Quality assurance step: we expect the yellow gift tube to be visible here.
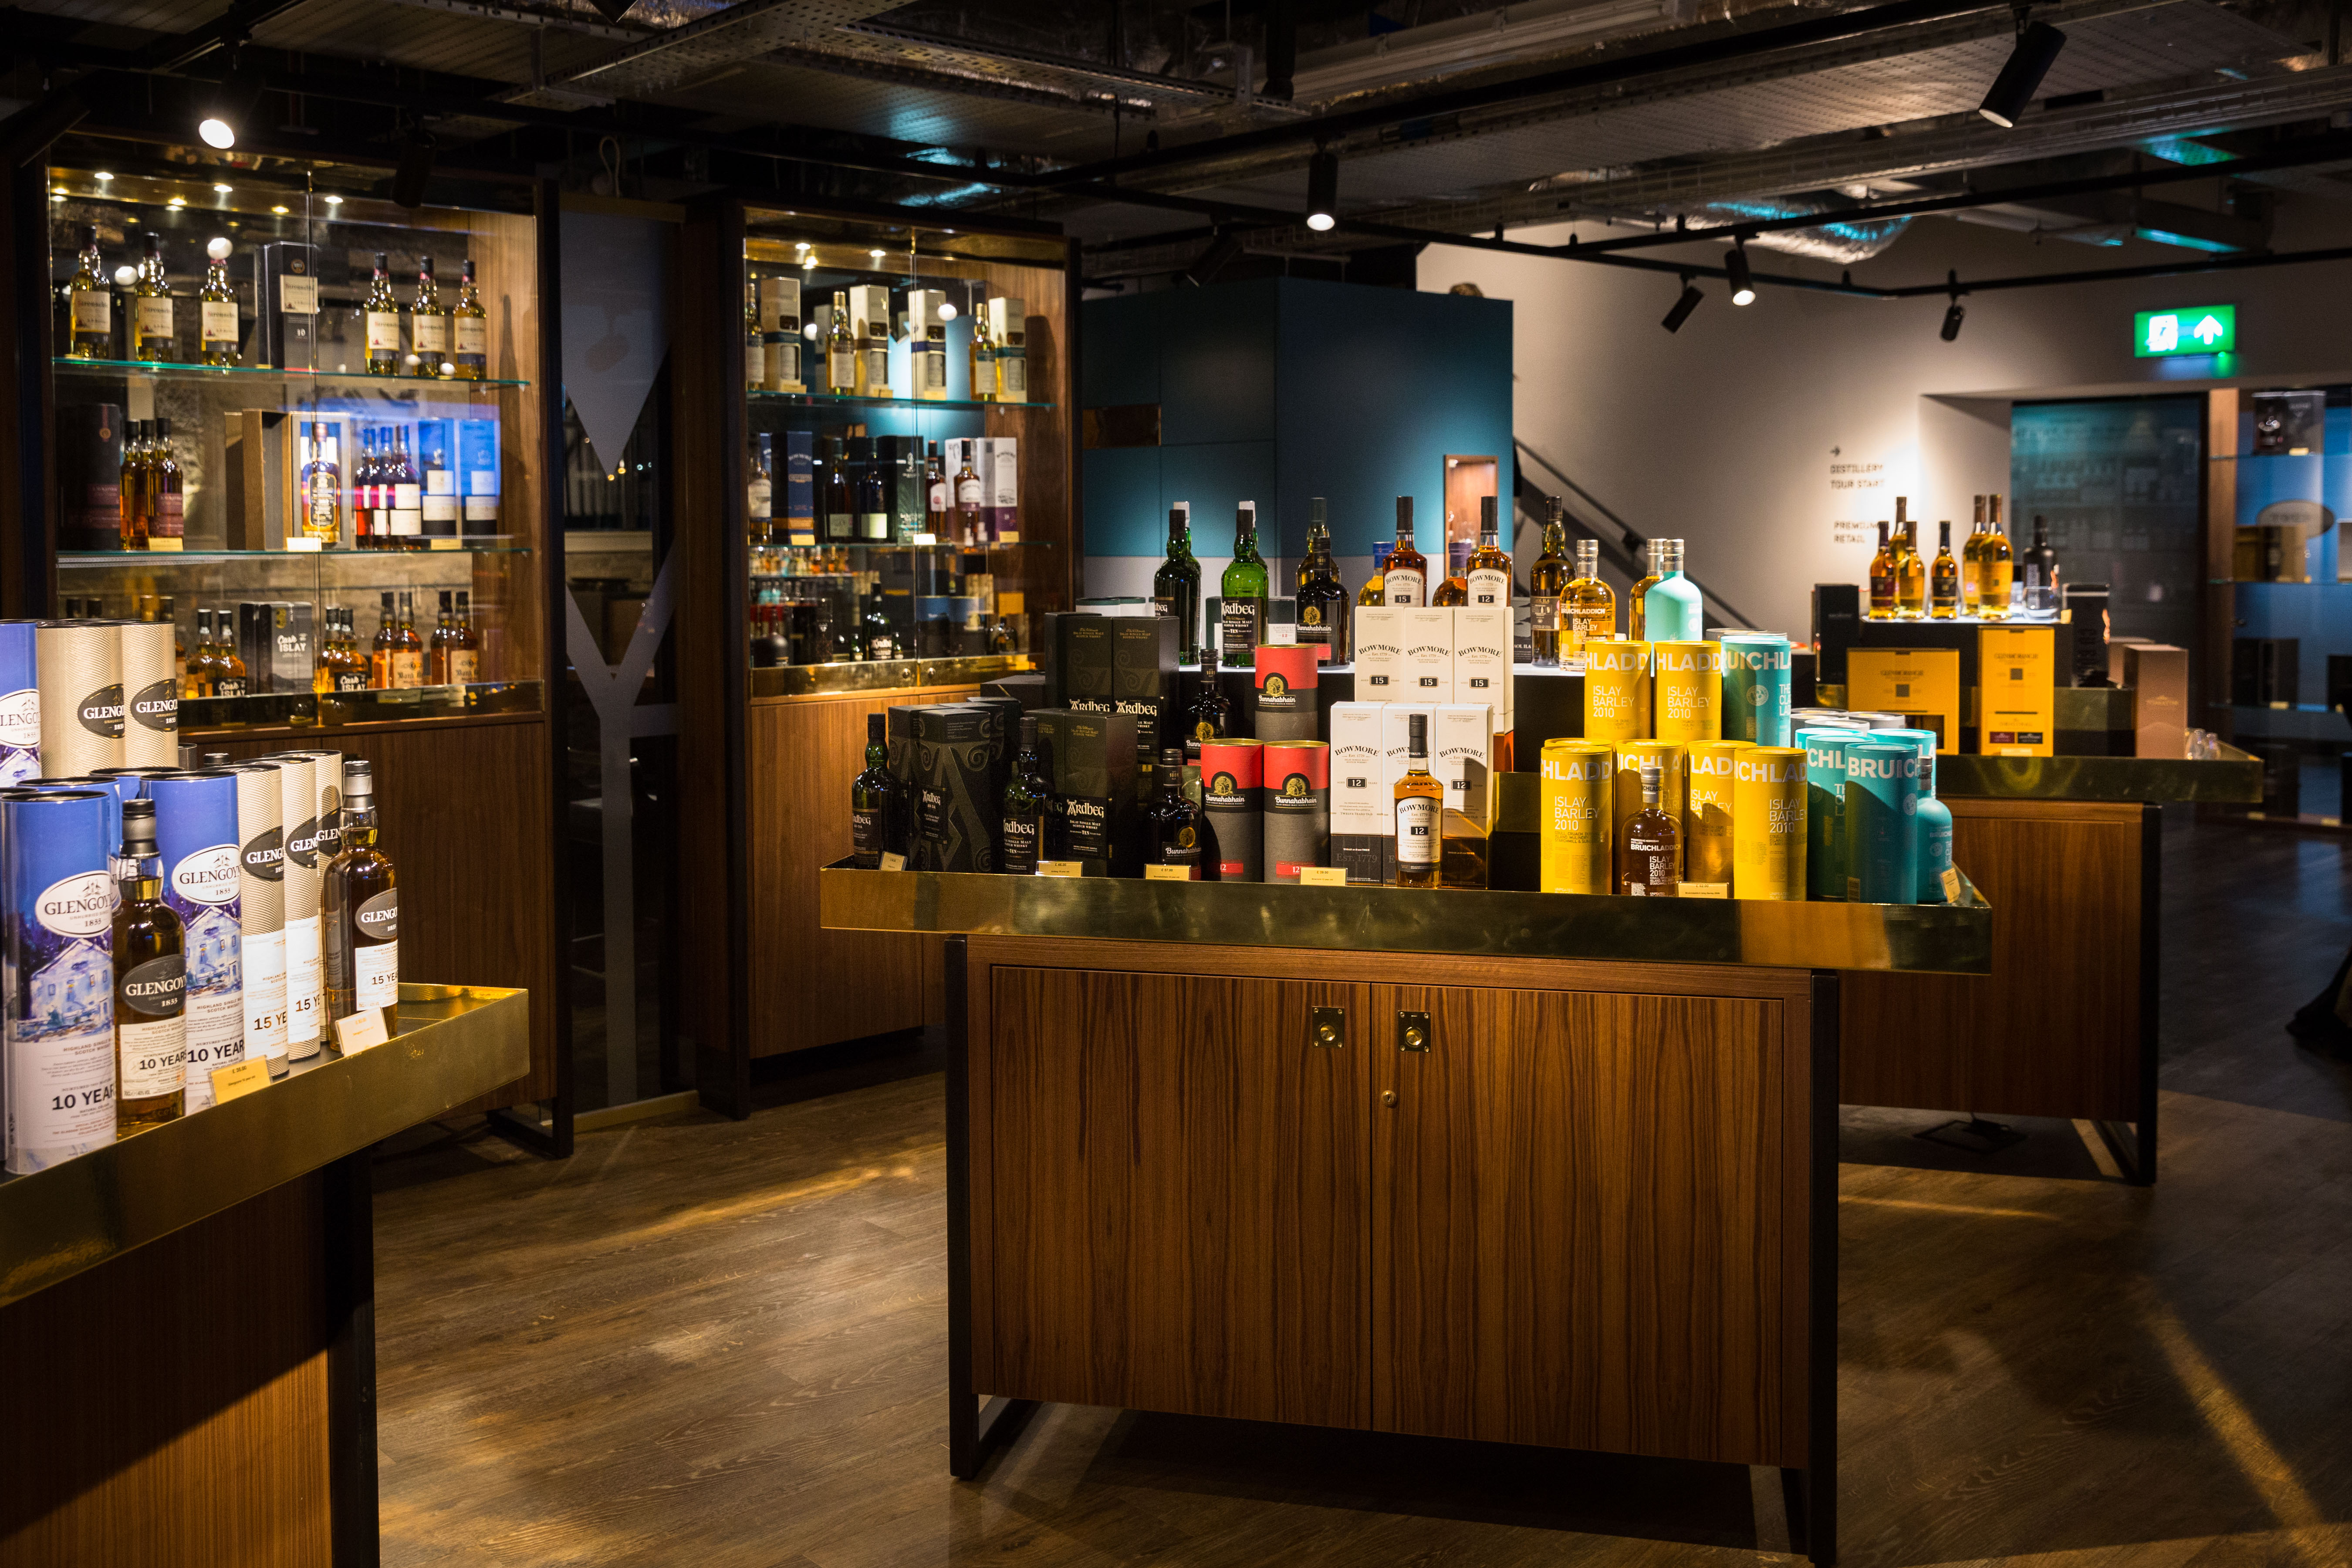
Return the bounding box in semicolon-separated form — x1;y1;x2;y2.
1583;639;1651;743
1683;739;1752;889
1652;639;1723;746
1733;746;1809;900
1539;738;1614;894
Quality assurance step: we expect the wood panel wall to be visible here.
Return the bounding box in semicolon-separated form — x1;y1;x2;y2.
202;711;558;1112
1842;797;2146;1121
965;939;1816;1471
0;1176;332;1566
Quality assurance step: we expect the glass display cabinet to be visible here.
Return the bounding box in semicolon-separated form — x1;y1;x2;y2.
37;145;546;729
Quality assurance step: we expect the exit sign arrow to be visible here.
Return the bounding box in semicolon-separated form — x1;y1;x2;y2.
2191;314;2227;345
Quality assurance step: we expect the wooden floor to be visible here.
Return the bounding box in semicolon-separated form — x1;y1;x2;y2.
374;811;2352;1568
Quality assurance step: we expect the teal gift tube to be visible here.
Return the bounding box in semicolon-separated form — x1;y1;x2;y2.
1875;729;1953;901
1798;727;1854;902
1721;632;1794;747
1844;739;1922;905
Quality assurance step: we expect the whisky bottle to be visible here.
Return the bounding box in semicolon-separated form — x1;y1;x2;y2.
1152;503;1203;664
428;591;454;683
371;591;397;688
1383;496;1427;607
971;308;997;403
212;607;249;696
323;759;398;1040
334;608;372;692
1466;494;1512;608
362;252;402;375
395;591;426;687
410;255;449;376
1893;498;1926;618
999;715;1055;874
1219;502;1270;668
1392;711;1443;889
1930;520;1960;618
851;712;896;868
113;798;186;1133
1642;537;1702;642
118;419;150;549
313;611;338;696
1565;538;1615;659
2021;514;2060;615
748;432;774;544
1527;497;1569;666
300;419;343;546
1143;745;1206;877
745;273;767;392
825;290;855;395
1185;673;1230;758
994;299;1027;401
450;592;482;683
1980;496;2015;619
851;436;890;542
350;429;378;548
1867;521;1898;619
1619;759;1681;896
452;257;488;380
862;593;895;661
387;426;423;547
1294;497;1350;657
820;436;854;544
925;442;950;537
161;595;185;688
953;440;986;545
860;297;892;399
1628;541;1661;641
1431;541;1470;607
149;419;186;551
186;607;215;697
67;223;109;360
132;230;174;363
198;237;239;366
1357;543;1389;608
1960;495;1987;616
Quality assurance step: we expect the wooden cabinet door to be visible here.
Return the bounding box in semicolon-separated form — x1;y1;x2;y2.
1369;979;1807;1469
972;965;1370;1429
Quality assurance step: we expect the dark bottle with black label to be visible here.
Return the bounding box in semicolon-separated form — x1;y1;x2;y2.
113;798;186;1132
1143;746;1206;878
1294;497;1349;656
1185;677;1231;760
999;714;1055;875
851;712;895;868
323;758;398;1040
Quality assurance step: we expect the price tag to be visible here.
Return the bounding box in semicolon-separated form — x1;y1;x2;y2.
1143;864;1194;882
210;1058;271;1103
284;537;324;553
1298;866;1350;887
879;852;907;872
1035;861;1084;878
1940;866;1963;902
1677;882;1730;899
334;1008;391;1055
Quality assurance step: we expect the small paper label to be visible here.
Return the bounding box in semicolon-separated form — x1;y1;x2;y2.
1678;882;1730;899
455;316;487;356
879;852;907;872
280;274;319;315
1298;866;1349;887
210;1057;272;1103
1144;864;1193;881
365;311;401;351
1036;861;1085;878
333;1008;391;1054
1940;866;1963;902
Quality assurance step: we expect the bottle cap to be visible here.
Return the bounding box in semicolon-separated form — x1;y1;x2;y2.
868;711;886;741
343;757;374;803
1408;712;1428;751
207;236;232;261
1161;746;1186;770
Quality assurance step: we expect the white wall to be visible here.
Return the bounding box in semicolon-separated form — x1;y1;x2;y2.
1422;198;2352;637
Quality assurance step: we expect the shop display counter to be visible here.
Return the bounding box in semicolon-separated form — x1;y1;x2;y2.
0;984;528;1566
825;868;1992;1566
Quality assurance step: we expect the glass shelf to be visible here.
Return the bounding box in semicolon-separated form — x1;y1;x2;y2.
54;358;529;390
753;539;1044;554
2220;702;2346;715
2212;577;2352;588
750;390;1053;412
61;544;533;563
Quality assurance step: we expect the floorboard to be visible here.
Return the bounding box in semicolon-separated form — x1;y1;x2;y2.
373;813;2352;1567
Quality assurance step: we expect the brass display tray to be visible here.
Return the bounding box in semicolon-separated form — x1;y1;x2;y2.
1931;745;2262;803
821;864;1991;975
750;654;1033;699
179;679;544;732
0;984;529;1310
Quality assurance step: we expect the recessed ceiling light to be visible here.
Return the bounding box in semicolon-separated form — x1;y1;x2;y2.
323;194;343;206
214;183;233;194
94;172;113;182
167;196;186;208
271;204;289;215
50;192;64;203
870;248;885;260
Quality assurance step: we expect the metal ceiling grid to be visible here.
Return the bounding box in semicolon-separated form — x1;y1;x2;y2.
536;0;898;99
835;23;1231;110
247;0;564;80
645;59;1120;152
15;0;230;35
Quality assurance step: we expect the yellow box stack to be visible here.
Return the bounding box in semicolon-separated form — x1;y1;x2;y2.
1683;739;1751;892
1733;746;1808;900
1538;738;1614;894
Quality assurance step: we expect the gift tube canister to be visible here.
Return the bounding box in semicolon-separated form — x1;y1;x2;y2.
1582;640;1651;744
1262;740;1329;884
1683;739;1751;889
1844;739;1922;905
119;620;178;767
0;621;38;785
37;620;123;777
276;749;345;860
1539;738;1614;894
1612;740;1686;883
271;755;324;1058
148;769;243;1108
1877;728;1953;902
1200;739;1263;882
3;788;117;1173
232;762;287;1071
1652;641;1722;746
1798;728;1855;902
1733;746;1808;901
1720;632;1794;746
38;775;125;852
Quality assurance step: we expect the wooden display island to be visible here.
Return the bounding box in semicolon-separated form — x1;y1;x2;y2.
0;985;529;1567
825;869;1995;1566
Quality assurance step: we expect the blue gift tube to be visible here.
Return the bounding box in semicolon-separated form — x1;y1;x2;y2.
0;620;37;787
148;770;246;1108
1843;740;1922;905
1874;730;1954;902
1798;727;1854;902
3;787;116;1173
1720;632;1794;747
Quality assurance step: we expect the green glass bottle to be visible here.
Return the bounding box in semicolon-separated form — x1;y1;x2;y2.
1152;503;1203;664
850;712;896;868
999;714;1057;875
1218;500;1269;669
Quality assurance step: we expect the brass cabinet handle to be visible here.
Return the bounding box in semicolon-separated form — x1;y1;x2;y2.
1396;1010;1430;1053
1309;1006;1345;1050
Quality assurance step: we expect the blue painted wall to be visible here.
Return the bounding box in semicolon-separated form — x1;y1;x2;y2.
1080;278;1513;567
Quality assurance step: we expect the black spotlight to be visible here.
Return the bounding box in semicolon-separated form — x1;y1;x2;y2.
1186;228;1246;286
1726;240;1756;306
1978;20;2067;128
196;68;264;151
1940;270;1967;341
392;130;438;210
1662;276;1703;333
1305;148;1339;233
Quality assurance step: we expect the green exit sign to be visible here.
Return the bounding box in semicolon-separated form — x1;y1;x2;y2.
2135;304;2235;357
